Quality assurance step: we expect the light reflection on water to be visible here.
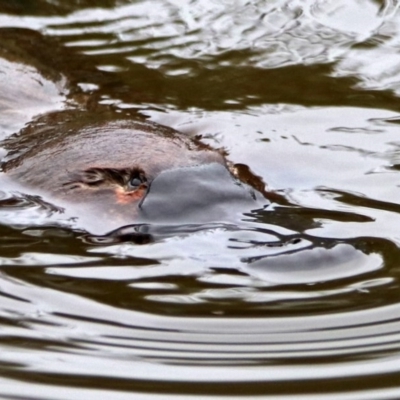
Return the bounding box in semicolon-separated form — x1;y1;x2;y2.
1;0;400;398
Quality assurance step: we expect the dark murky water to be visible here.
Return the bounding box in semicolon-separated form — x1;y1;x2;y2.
1;0;400;398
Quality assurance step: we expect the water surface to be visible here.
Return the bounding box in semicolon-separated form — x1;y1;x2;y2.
1;0;400;399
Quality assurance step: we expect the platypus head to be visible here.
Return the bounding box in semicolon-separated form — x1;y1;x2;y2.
2;117;266;234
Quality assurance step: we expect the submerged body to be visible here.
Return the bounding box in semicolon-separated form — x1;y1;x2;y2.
0;28;68;138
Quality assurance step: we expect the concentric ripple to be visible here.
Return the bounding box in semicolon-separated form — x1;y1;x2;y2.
0;264;400;399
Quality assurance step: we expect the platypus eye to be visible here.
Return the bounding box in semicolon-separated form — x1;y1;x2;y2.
129;177;142;188
128;171;147;189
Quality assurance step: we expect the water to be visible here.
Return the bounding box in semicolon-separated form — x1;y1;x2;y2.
1;0;400;398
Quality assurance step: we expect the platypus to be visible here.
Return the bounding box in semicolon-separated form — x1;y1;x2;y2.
0;28;267;235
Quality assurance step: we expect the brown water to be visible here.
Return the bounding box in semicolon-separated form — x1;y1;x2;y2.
1;0;400;398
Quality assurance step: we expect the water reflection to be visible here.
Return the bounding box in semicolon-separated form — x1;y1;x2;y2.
0;0;399;111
